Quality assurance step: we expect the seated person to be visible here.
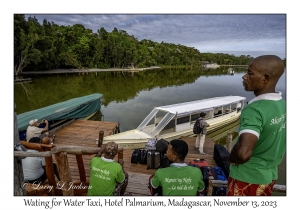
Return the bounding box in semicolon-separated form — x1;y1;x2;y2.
26;119;49;142
88;141;128;196
22;137;60;183
150;139;205;195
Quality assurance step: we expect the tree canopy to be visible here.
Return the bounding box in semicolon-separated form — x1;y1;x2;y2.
14;15;270;75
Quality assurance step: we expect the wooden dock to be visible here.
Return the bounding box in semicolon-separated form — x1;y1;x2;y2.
53;120;119;182
52;120;217;196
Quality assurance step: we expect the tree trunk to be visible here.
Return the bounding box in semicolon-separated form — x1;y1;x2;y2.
14;103;26;195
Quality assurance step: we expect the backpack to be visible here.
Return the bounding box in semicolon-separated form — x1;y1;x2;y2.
155;139;169;154
193;118;203;134
145;138;157;150
131;149;141;164
139;149;148;164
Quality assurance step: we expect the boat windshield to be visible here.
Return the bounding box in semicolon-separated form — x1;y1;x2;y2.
150;112;175;137
136;109;159;130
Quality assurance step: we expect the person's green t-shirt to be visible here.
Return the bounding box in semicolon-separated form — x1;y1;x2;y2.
230;93;286;184
151;163;205;196
88;157;125;196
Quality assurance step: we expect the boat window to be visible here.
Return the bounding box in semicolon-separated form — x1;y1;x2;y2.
162;119;175;130
191;113;200;121
177;115;190;124
150;112;175;136
136;109;159;130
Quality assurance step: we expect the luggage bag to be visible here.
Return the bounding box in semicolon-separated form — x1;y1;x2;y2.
160;153;172;168
155;139;169;153
131;149;141;164
139;149;148;164
189;159;209;170
213;166;227;196
202;166;227;196
202;166;218;195
145;138;157;150
213;144;230;166
220;160;230;178
188;163;201;171
147;150;161;169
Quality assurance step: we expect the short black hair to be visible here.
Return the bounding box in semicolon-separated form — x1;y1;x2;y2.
200;112;206;117
170;139;188;161
29;137;41;143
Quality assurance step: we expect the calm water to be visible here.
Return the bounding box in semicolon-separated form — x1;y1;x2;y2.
14;66;286;189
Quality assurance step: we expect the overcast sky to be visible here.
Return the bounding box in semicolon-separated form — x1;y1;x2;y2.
26;14;286;59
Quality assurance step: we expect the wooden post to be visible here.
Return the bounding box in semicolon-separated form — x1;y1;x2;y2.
207;177;214;196
14;103;26;195
76;154;86;182
44;156;57;196
98;130;104;147
55;152;74;196
117;146;124;161
226;133;233;153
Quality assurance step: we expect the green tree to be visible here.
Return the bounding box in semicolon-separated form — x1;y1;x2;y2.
14;15;43;75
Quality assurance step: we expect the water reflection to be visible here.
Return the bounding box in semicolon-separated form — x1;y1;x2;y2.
14;66;248;114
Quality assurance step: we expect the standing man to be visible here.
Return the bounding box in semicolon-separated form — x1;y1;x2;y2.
88;141;128;196
227;55;286;196
26;119;49;142
195;112;210;155
150;139;205;195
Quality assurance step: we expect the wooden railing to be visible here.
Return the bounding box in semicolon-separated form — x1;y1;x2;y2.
14;142;123;196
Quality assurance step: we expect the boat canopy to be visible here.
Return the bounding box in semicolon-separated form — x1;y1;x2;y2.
156;96;245;116
17;93;102;132
136;96;245;136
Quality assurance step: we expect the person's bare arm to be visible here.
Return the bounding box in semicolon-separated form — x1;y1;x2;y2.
228;133;258;164
41;120;49;132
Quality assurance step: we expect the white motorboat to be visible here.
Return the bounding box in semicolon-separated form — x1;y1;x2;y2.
228;68;235;74
103;96;246;149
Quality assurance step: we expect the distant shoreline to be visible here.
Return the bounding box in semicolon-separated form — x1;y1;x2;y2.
20;66;161;75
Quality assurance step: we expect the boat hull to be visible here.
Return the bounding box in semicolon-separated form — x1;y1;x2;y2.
103;129;151;149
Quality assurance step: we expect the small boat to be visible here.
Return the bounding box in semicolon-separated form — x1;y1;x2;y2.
228;68;235;74
17;93;103;140
103;96;246;149
204;63;220;69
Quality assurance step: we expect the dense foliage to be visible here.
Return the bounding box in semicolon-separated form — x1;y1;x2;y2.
15;14;271;75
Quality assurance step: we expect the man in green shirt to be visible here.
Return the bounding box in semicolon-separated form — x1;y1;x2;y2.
227;55;286;196
150;139;205;196
88;141;128;196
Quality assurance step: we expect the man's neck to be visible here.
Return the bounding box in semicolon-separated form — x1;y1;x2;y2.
103;154;114;160
254;87;276;97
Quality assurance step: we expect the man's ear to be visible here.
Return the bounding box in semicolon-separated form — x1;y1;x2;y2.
263;74;271;84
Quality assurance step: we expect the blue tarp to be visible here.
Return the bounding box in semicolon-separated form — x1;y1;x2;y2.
17;93;102;132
